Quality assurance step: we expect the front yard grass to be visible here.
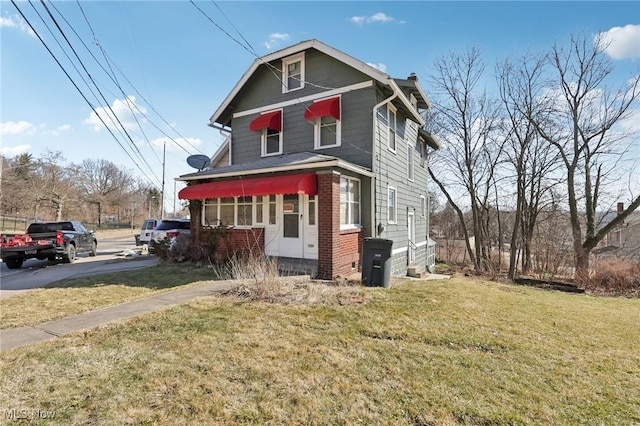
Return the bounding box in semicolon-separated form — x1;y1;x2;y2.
1;274;639;425
0;264;218;329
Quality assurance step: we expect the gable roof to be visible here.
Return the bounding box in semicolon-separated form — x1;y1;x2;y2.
209;39;427;129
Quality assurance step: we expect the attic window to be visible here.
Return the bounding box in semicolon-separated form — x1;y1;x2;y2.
282;53;305;93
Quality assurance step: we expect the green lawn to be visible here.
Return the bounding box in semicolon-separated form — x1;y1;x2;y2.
1;275;638;425
0;264;218;329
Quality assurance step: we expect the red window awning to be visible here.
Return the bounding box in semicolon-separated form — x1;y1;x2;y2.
249;110;282;132
179;173;317;200
304;97;340;121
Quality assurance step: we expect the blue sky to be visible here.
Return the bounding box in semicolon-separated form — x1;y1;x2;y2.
2;1;639;213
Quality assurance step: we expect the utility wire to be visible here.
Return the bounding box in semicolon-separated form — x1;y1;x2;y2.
10;0;156;185
66;0;204;158
37;0;160;185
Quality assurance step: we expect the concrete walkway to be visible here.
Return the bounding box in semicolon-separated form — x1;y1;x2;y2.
0;272;448;353
0;279;239;352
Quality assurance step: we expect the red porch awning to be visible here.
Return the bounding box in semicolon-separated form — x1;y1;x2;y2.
249;110;282;132
304;97;340;121
178;173;317;200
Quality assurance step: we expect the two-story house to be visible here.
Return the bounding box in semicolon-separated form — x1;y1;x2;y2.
177;39;440;280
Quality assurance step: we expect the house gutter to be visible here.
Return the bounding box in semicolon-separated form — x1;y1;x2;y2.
371;82;399;238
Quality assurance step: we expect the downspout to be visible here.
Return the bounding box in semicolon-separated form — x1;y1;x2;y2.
371;81;399;238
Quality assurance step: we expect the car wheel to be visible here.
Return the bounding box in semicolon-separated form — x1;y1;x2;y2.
5;258;24;269
63;244;76;263
89;241;97;257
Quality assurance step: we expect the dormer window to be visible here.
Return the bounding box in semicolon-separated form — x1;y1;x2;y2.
282;53;305;92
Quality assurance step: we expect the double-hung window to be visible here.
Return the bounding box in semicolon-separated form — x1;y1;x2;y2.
305;97;341;149
282;53;304;93
408;143;415;181
388;187;397;223
236;196;253;226
263;128;282;156
340;176;360;228
249;110;282;157
203;197;235;227
388;104;397;152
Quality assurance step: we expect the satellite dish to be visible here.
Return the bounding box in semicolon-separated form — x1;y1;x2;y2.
187;154;211;171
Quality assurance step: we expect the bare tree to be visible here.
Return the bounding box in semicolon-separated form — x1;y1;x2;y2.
427;47;504;272
73;159;137;224
532;33;640;281
497;54;563;278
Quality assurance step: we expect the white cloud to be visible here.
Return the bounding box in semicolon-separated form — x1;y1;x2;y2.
0;15;36;37
0;121;34;136
349;12;405;25
264;33;290;49
597;24;640;60
50;124;71;136
367;62;387;73
84;96;147;132
0;144;31;156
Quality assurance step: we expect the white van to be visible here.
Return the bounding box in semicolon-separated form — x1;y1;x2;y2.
135;219;158;246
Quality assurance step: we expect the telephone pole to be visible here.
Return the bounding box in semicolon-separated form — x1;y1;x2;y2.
160;140;166;220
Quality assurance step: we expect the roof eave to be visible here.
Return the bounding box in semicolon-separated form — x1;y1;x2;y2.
177;159;373;182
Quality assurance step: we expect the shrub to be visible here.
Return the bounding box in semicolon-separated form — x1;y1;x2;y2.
584;258;640;297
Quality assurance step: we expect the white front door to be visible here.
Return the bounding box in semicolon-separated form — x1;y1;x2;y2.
263;194;317;259
408;211;416;264
279;194;303;258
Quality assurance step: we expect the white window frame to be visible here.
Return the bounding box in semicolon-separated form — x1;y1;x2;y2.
202;198;220;227
282;52;305;93
254;195;265;224
388;186;397;224
420;195;426;218
314;114;341;149
408;142;415;181
236;196;253;228
261;113;283;157
387;103;397;153
202;196;261;229
340;176;361;230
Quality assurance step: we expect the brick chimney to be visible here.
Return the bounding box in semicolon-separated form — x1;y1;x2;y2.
617;202;624;216
408;72;418;81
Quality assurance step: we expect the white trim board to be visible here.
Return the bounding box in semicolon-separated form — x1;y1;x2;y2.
233;81;372;119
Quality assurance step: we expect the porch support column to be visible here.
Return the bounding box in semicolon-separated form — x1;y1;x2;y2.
317;171;340;280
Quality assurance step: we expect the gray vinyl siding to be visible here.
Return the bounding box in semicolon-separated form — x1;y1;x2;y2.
373;92;431;276
230;49;376;169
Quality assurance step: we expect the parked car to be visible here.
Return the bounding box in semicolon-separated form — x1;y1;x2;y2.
135;219;158;246
148;219;191;254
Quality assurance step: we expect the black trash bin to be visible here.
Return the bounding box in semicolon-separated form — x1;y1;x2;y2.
362;238;393;287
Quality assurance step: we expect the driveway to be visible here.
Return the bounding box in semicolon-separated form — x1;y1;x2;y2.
0;230;159;300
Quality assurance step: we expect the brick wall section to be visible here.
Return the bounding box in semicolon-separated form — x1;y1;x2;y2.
317;172;363;279
202;227;264;263
317;172;340;279
336;228;363;276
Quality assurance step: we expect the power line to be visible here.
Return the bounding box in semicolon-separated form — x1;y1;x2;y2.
10;0;156;186
38;0;159;183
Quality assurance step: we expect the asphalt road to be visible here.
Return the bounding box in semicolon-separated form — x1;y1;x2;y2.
0;232;159;300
